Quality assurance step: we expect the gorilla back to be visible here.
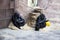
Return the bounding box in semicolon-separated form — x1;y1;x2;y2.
12;12;25;29
35;14;46;31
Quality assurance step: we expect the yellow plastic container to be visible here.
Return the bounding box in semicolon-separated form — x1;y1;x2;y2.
46;21;51;26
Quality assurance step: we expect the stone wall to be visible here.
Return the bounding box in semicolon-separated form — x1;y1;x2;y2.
15;0;60;23
15;0;29;22
38;0;60;23
15;0;36;22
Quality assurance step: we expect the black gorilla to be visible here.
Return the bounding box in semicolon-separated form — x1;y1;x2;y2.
12;12;25;29
35;14;46;31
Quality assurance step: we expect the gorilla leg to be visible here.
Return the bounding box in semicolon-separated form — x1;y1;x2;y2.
35;24;40;31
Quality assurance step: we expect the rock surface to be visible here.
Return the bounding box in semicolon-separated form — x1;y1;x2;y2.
0;22;60;40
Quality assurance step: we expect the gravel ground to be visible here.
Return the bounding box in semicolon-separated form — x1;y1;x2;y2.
0;23;60;40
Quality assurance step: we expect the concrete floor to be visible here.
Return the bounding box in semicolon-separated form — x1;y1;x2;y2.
0;22;60;40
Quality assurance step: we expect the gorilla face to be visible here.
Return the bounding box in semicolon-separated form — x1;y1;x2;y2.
12;12;25;29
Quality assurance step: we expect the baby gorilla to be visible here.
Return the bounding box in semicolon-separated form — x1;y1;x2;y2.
35;14;46;31
32;8;47;31
12;12;25;29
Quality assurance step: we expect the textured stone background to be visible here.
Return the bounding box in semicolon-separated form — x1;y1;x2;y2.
36;0;60;23
39;0;60;23
15;0;60;23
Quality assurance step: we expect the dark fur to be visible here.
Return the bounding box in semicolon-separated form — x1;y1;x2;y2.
12;12;25;29
35;14;46;31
